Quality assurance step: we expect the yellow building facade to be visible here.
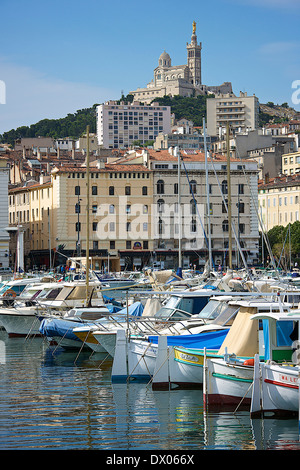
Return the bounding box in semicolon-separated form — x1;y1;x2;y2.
258;174;300;231
9;163;154;271
282;151;300;175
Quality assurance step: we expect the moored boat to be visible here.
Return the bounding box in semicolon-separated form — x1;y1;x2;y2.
250;310;300;417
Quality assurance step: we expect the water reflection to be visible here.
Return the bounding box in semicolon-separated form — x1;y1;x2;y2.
0;330;299;450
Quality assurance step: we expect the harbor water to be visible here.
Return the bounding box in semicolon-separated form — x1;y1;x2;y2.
0;329;300;452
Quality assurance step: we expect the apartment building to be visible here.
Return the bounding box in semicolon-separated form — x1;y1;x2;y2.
282;151;300;175
8;147;259;270
147;148;259;268
96;101;171;149
258;174;300;231
9;162;154;271
206;92;259;137
9;177;53;270
0;157;10;268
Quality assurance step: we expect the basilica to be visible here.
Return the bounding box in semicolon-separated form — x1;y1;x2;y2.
130;22;232;104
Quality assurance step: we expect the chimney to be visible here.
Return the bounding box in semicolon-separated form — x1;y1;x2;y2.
57;146;60;159
264;172;269;184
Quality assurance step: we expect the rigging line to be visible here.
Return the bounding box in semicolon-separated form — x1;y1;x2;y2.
207;152;251;277
277;224;290;269
234;144;280;278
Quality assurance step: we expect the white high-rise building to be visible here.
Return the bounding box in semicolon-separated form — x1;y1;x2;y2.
207;92;259;136
97;101;171;149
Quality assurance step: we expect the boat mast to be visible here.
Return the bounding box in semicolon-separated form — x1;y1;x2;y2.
203;118;212;273
226;122;232;269
174;146;182;275
86;125;90;306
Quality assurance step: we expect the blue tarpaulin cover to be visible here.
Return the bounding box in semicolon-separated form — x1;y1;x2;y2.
114;301;144;317
148;328;229;349
39;302;144;341
39;318;84;342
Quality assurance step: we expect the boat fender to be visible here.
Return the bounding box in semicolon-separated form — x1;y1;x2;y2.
243;358;254;366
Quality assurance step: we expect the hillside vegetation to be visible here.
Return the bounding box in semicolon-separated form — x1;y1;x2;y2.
1;95;299;147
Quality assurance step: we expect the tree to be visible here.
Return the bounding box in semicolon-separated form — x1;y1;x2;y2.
267;222;300;268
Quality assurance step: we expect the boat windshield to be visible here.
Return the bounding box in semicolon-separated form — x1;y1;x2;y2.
0;284;13;295
20;288;42;299
213;303;240;326
154;295;209;320
193;299;240;326
0;283;28;295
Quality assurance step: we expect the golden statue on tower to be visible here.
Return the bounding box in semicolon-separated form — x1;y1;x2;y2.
192;21;196;34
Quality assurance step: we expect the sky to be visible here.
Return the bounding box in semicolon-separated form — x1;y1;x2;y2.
0;0;300;134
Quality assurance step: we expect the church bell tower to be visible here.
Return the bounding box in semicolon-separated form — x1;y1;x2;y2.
186;21;202;86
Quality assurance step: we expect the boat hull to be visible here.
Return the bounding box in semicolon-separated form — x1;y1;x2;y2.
127;339;158;380
204;357;254;409
0;309;42;337
73;328;108;353
260;362;299;415
169;347;221;388
93;331;117;356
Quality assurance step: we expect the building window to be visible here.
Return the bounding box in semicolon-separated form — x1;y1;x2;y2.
76;222;81;232
239;223;245;234
143;241;148;249
125;186;131;195
238;183;244;195
142;186;147;195
157;199;164;213
109;186;114;195
75;185;80;195
109;204;115;214
75;203;80;213
126;222;131;232
126;204;131;214
158;218;164;235
157;180;164;194
222;219;229;232
93;241;98;250
92;222;98;231
222;180;228;195
174;183;178;194
190;180;197;194
143;205;148;214
92;205;97;214
238;201;244;213
190;199;196;215
126;240;131;249
222;199;228;213
92;186;98;195
190;219;197;232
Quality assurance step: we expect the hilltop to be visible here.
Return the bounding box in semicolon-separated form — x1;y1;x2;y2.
259;102;300;126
